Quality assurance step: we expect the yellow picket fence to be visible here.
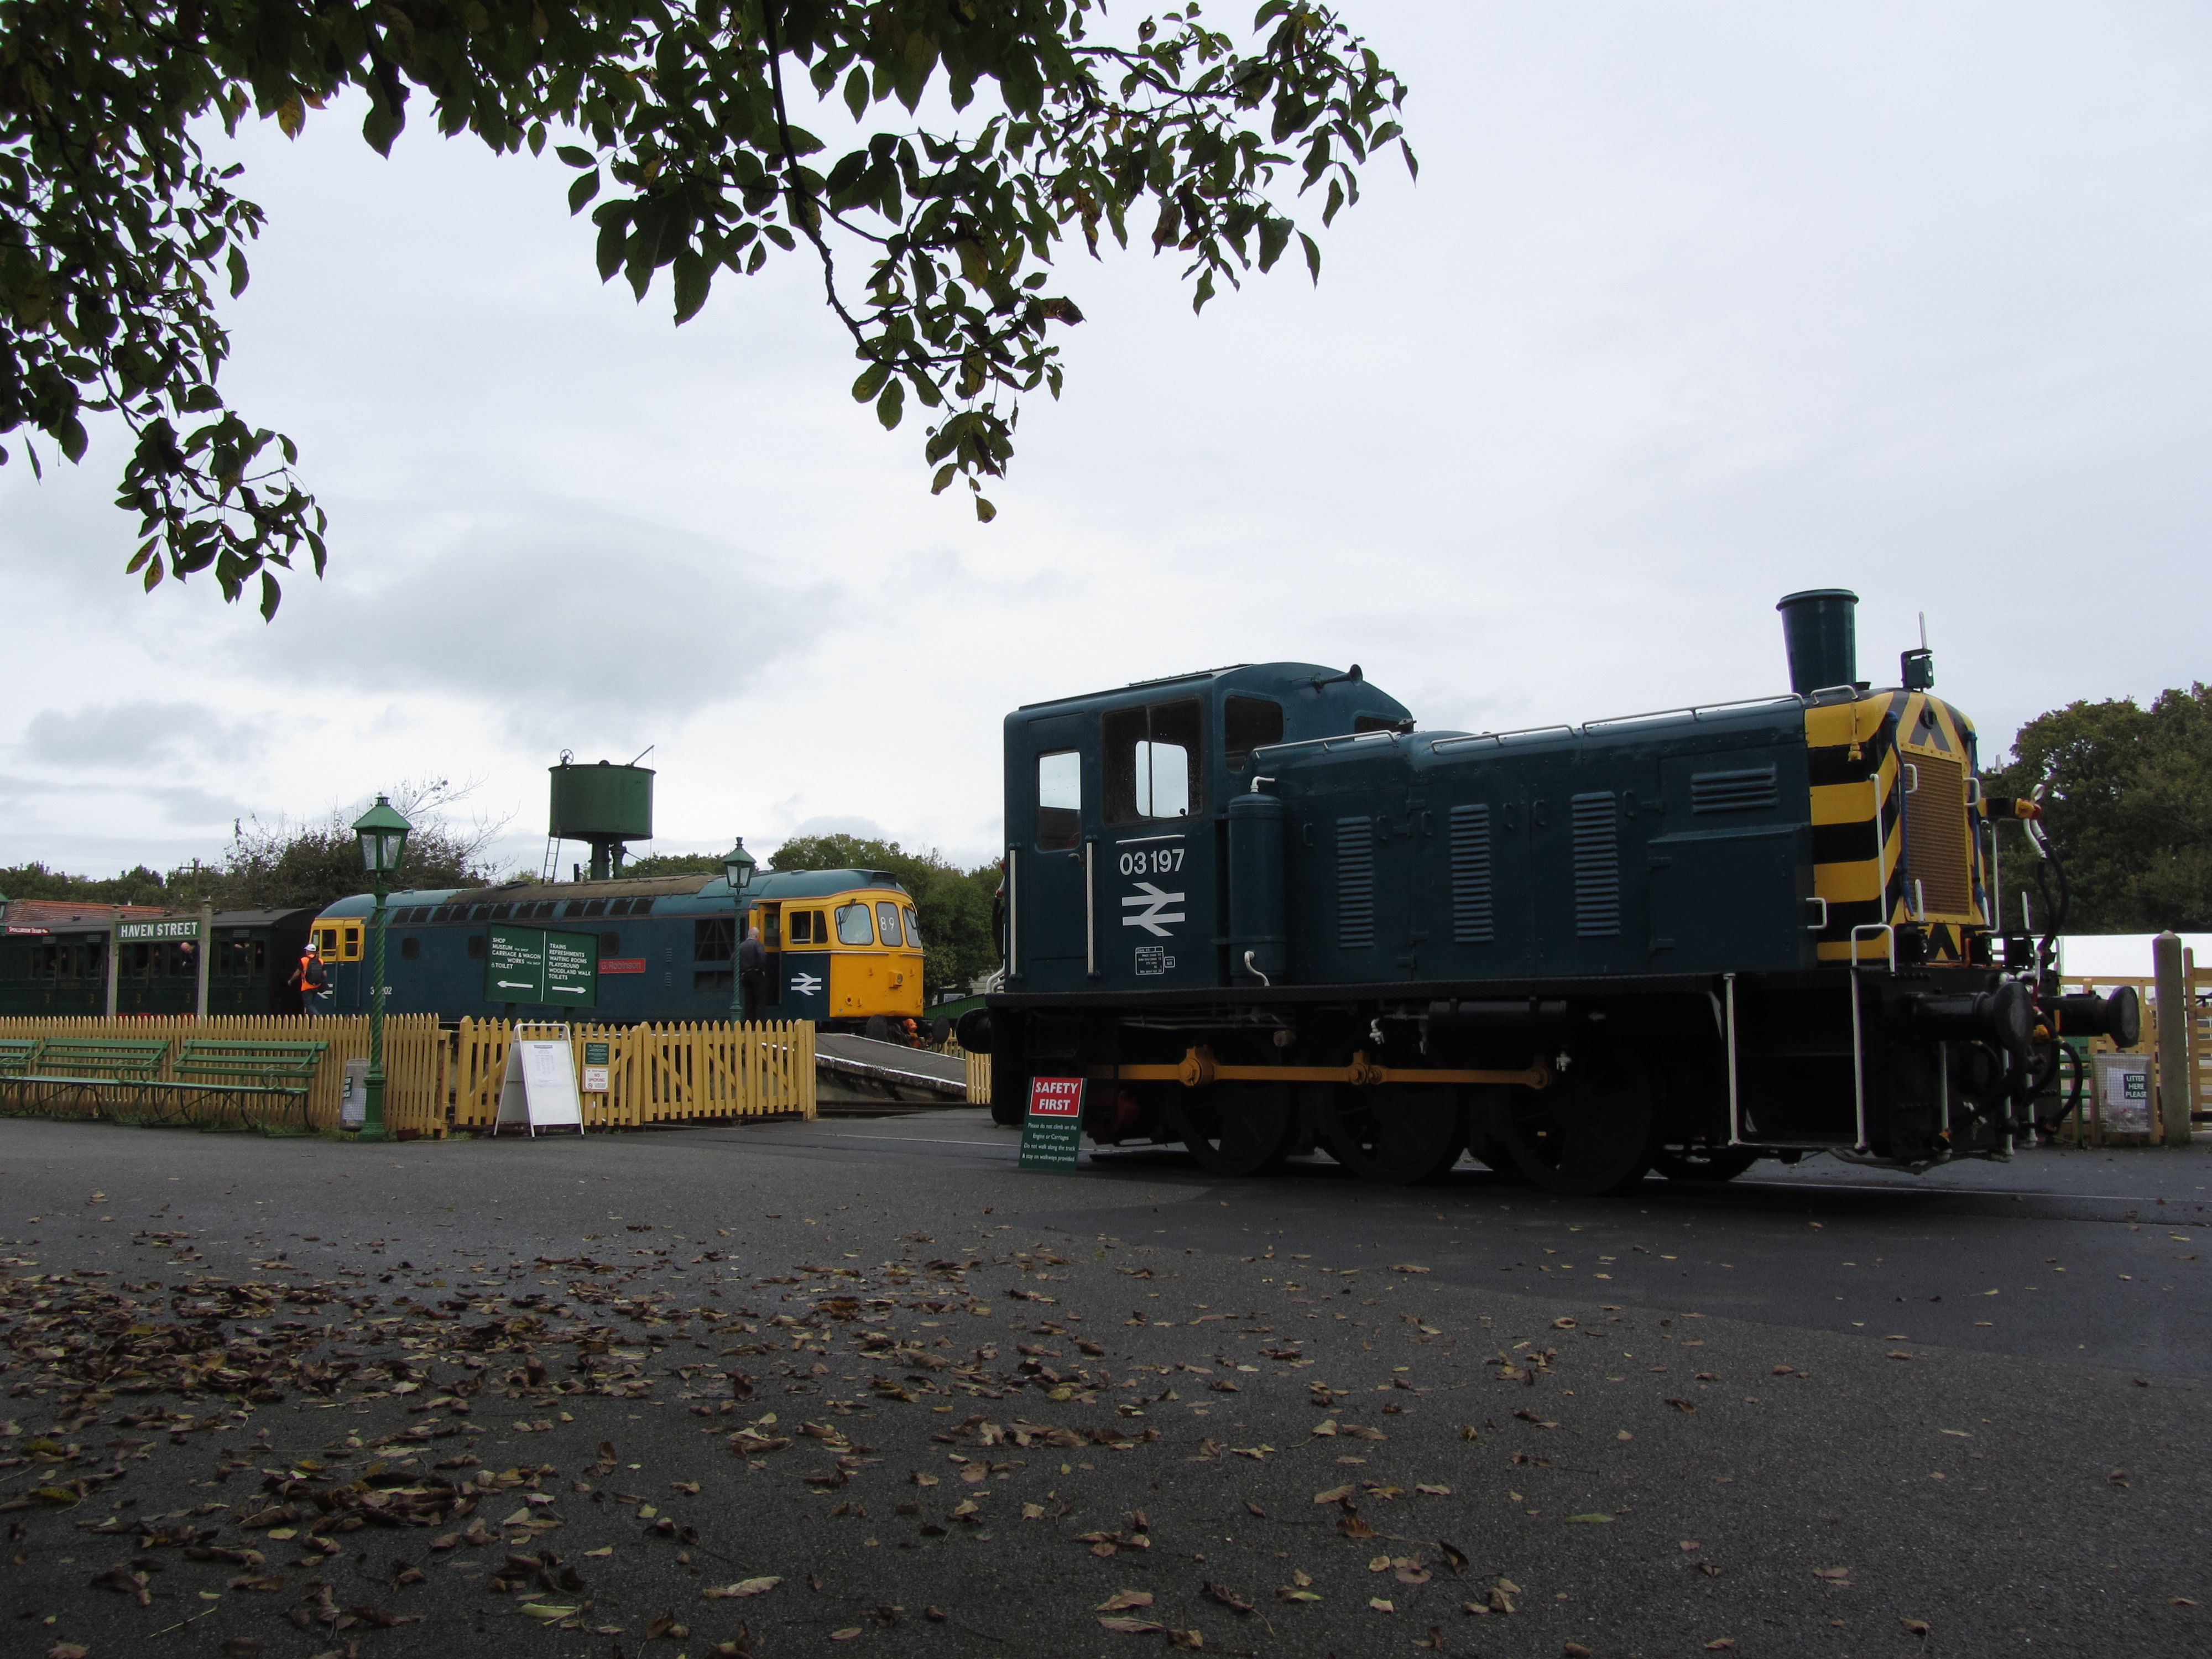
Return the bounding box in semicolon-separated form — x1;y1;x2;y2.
0;1014;813;1135
446;1018;815;1133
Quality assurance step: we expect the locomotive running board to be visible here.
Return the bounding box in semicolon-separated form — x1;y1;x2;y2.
1100;1046;1552;1091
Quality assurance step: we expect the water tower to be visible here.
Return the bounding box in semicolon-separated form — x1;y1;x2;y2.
545;752;654;881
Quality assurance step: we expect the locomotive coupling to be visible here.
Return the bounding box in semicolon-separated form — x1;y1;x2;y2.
2044;985;2141;1047
1904;982;2034;1072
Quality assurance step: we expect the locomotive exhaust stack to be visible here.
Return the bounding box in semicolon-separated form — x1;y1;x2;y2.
1776;587;1863;695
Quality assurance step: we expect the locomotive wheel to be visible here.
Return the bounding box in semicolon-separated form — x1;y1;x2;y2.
1500;1065;1661;1197
989;1092;1024;1127
1652;1146;1758;1183
1182;1084;1297;1177
1324;1085;1467;1185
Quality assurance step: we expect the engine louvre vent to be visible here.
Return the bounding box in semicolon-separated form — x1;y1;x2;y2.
1448;804;1494;943
1691;765;1779;813
1903;752;1973;915
1571;791;1621;938
1336;817;1375;949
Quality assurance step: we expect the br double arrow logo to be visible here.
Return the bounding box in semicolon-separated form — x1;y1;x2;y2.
1120;882;1186;937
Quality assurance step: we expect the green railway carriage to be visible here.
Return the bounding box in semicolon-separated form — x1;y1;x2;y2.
0;902;317;1016
963;592;2132;1194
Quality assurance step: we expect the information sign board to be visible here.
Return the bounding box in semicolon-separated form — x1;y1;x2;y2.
119;918;205;943
484;925;599;1008
1019;1076;1084;1170
494;1026;585;1136
582;1040;611;1095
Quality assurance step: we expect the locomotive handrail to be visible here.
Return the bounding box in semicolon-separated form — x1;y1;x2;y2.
1430;692;1812;753
1110;1045;1552;1092
1247;730;1402;763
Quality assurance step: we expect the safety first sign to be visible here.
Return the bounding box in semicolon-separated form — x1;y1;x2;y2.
1020;1076;1084;1170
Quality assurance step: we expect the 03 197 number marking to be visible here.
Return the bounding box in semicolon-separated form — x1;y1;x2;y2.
1118;846;1185;877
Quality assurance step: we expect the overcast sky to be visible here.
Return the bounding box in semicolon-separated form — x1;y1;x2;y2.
4;2;2208;886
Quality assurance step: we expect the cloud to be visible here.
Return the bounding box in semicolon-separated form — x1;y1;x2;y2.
19;702;268;771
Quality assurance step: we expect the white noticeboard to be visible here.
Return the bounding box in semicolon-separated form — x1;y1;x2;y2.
494;1027;585;1137
340;1058;370;1126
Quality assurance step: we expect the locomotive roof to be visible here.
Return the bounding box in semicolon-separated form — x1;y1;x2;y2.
1016;661;1378;712
311;868;910;919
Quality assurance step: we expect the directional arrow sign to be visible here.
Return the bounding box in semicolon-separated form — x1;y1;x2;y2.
485;925;546;1003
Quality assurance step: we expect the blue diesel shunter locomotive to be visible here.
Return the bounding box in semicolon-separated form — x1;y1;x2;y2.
961;592;2132;1193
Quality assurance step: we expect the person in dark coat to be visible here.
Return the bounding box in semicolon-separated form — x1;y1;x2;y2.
737;924;765;1022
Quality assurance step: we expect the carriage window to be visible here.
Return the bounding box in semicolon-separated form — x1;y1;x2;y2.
1225;696;1284;773
1104;698;1202;825
903;906;921;948
876;901;903;947
1036;750;1082;849
836;903;875;945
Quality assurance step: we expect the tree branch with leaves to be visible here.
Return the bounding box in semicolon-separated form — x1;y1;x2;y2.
2;0;1411;609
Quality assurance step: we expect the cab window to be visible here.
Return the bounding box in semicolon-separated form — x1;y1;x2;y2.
1225;696;1284;773
902;906;921;948
1037;750;1082;849
835;903;875;945
1104;698;1202;825
790;910;813;945
875;901;902;947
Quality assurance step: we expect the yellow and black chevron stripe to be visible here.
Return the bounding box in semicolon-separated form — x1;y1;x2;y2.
1804;692;1990;964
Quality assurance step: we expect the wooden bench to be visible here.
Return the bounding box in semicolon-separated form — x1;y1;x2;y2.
0;1037;173;1123
173;1040;328;1130
0;1038;41;1077
32;1037;171;1082
0;1037;325;1133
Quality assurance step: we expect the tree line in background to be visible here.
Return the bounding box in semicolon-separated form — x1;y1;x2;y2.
1984;683;2212;935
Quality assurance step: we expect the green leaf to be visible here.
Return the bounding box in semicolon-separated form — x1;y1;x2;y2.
556;144;596;169
567;170;600;215
763;225;796;252
973;494;997;524
852;362;891;403
226;246;249;298
1257;215;1291;273
672;251;711;323
259;571;281;620
844;66;869;120
930;463;956;495
1300;231;1321;284
876;377;905;430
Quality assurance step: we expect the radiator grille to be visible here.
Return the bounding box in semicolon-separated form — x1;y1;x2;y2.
1448;804;1494;943
1903;752;1973;915
1691;765;1778;813
1571;791;1621;938
1336;817;1374;949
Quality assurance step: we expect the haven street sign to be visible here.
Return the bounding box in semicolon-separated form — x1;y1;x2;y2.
118;918;205;942
484;924;599;1008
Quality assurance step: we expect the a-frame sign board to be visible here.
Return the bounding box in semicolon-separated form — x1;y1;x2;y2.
493;1024;585;1137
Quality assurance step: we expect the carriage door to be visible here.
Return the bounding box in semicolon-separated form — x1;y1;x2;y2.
1011;712;1094;993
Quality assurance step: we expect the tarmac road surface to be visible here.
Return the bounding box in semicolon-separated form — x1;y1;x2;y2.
4;1113;2206;1659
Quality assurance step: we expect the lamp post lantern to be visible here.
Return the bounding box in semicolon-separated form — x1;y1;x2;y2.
722;837;757;1020
351;795;413;1142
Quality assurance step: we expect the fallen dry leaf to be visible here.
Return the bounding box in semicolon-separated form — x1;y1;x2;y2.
1096;1590;1154;1612
702;1577;782;1599
1902;1616;1932;1634
1369;1597;1396;1614
1704;1641;1736;1652
1099;1616;1165;1634
829;1631;862;1642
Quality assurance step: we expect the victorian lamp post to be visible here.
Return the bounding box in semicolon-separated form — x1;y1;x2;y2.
352;796;412;1142
722;836;757;1020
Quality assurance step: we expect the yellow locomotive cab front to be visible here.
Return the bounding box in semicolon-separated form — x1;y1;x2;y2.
824;889;926;1020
